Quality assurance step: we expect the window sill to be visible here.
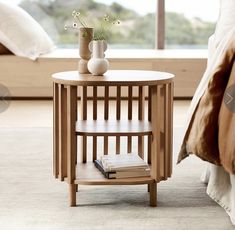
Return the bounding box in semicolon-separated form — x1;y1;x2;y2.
40;48;208;60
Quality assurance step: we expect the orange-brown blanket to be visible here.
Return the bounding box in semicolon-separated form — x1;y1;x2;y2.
0;43;12;55
178;38;235;174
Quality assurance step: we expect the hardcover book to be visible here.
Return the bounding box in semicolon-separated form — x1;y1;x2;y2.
94;153;150;179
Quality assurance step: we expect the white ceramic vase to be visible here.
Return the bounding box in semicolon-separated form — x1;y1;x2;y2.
87;40;109;76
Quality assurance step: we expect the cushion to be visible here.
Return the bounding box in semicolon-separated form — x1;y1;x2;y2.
0;42;12;54
215;0;235;44
0;2;55;60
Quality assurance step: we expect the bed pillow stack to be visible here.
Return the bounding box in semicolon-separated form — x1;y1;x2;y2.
0;1;55;60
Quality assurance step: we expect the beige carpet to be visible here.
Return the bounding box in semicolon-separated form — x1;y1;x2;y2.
0;127;234;230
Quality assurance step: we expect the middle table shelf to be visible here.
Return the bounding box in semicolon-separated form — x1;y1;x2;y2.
76;120;152;136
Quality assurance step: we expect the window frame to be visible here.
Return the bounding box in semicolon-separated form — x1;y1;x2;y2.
156;0;165;49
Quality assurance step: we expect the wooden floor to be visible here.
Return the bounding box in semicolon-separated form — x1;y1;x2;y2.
0;100;190;128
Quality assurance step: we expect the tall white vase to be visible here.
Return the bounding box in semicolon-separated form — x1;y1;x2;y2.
87;40;109;76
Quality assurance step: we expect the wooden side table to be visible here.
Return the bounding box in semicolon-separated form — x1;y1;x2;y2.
52;70;174;207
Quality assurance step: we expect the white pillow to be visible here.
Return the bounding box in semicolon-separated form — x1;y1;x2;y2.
0;1;55;60
214;0;235;42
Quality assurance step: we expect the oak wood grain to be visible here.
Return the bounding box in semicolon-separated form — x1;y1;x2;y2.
116;86;121;154
52;70;174;207
58;84;67;181
138;86;145;159
52;70;174;86
53;83;59;178
127;86;133;153
74;163;154;185
76;120;152;136
67;86;77;206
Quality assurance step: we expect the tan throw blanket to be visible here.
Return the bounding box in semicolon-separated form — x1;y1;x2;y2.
178;35;235;174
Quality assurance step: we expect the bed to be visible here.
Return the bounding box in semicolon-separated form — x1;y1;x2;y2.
178;0;235;225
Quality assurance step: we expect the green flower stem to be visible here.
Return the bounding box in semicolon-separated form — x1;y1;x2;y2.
68;11;121;41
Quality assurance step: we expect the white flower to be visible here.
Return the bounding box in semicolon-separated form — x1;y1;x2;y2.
73;22;78;28
72;10;76;17
103;14;109;21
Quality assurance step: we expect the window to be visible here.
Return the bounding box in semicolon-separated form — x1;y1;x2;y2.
165;0;220;49
4;0;220;49
14;0;157;49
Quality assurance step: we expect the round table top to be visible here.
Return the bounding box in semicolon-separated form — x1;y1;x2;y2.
52;70;174;86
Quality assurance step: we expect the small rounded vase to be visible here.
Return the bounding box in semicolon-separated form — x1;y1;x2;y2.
87;40;109;76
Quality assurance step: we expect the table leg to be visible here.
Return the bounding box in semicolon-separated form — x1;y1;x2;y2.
67;86;77;207
53;83;59;178
149;182;157;207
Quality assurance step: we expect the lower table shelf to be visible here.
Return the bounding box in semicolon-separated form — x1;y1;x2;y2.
71;163;154;185
76;120;152;136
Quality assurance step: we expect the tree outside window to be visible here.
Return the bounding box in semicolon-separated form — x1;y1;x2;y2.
8;0;220;49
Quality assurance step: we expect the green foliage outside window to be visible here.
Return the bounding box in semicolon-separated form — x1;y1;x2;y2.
19;0;216;49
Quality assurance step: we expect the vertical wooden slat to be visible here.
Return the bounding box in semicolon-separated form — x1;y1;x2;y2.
156;0;165;49
53;83;59;178
116;136;120;154
83;135;87;163
158;86;165;179
104;136;108;155
148;135;152;164
104;86;109;155
81;86;87;163
116;86;121;154
67;85;77;206
138;137;144;158
164;84;169;179
116;86;121;120
148;86;152;165
104;86;109;120
151;85;161;182
138;86;145;159
93;136;97;161
128;86;133;120
93;86;97;120
138;86;144;120
81;86;87;120
58;84;67;181
157;86;162;182
148;86;152;121
127;86;132;153
168;82;174;176
93;86;97;161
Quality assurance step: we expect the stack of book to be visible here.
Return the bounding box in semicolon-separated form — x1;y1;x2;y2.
94;153;150;179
